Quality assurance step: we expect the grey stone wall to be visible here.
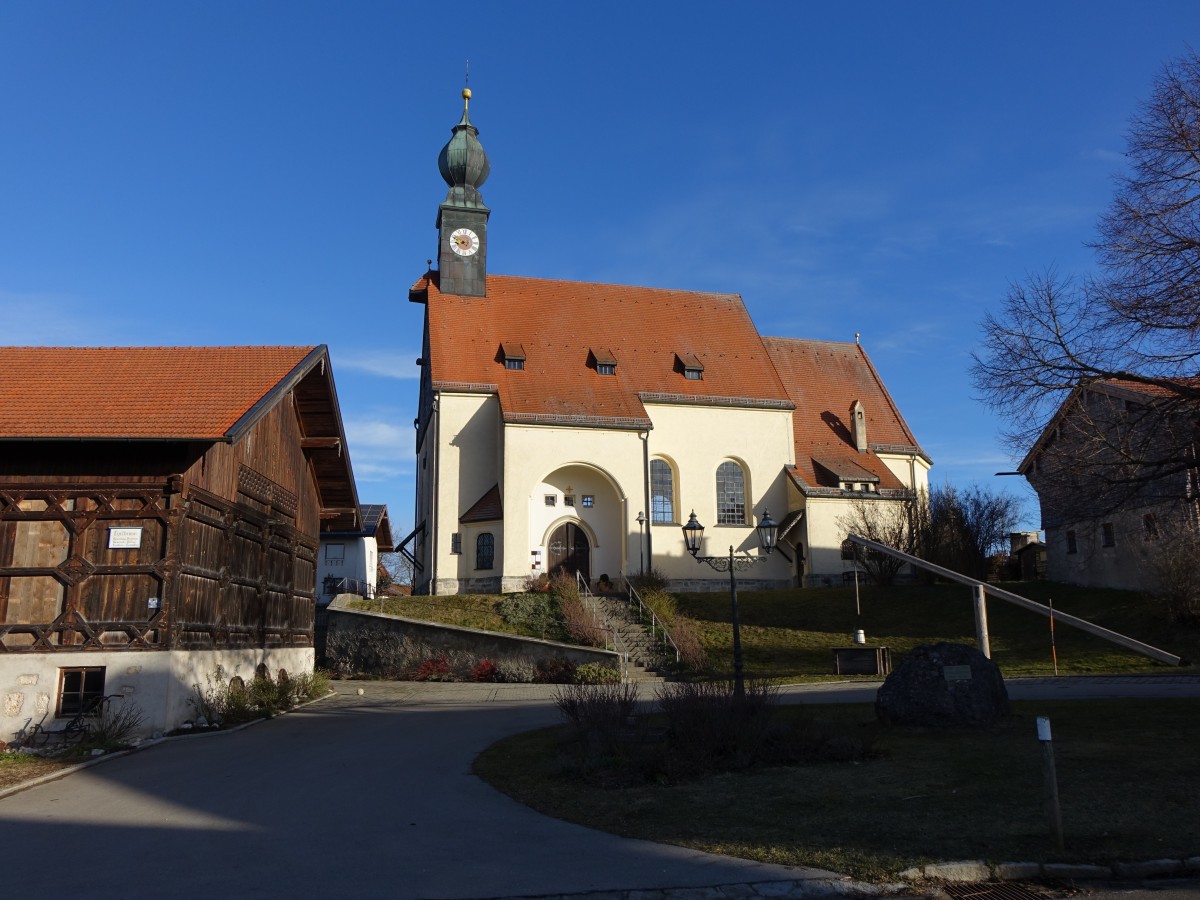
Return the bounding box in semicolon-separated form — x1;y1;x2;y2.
324;595;619;679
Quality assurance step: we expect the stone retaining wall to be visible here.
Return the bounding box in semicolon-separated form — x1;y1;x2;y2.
324;595;619;678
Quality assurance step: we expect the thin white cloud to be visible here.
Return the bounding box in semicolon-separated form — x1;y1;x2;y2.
334;352;422;380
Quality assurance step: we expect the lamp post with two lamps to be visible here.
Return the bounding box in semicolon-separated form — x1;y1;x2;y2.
681;508;778;701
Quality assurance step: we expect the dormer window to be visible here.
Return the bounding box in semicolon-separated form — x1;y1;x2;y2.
589;348;617;376
675;352;704;381
499;343;526;371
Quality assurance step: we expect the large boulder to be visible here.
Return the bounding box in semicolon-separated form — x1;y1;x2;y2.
875;642;1010;728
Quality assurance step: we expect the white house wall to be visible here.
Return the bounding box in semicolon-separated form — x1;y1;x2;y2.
0;647;313;741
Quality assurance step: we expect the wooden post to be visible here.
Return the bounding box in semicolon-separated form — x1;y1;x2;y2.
1038;716;1065;851
973;583;991;658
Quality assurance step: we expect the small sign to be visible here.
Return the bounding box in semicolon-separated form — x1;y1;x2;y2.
147;597;160;609
943;664;973;682
108;527;143;549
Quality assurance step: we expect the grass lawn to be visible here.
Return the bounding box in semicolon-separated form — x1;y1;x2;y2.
473;698;1200;881
346;594;552;639
675;580;1200;680
0;752;79;791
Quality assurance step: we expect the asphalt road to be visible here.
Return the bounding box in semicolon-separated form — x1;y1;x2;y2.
2;675;1197;899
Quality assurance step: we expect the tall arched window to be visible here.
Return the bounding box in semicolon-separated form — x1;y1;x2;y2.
476;533;495;570
716;461;746;525
650;459;675;523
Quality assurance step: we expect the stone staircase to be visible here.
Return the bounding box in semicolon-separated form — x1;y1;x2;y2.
590;594;672;686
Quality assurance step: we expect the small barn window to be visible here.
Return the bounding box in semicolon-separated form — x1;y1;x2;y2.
1066;530;1078;554
1101;523;1116;547
505;358;525;371
58;667;105;718
597;363;615;375
476;533;494;570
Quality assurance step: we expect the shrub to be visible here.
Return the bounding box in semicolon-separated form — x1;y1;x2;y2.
638;588;678;626
655;679;780;777
78;698;146;751
288;669;332;703
557;593;607;648
553;681;640;761
498;593;556;637
574;662;621;684
523;573;551;593
534;657;577;684
628;567;670;593
496;656;535;683
414;656;454;681
472;658;500;682
667;615;708;671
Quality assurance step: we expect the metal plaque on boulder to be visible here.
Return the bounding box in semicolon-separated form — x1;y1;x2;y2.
942;664;973;682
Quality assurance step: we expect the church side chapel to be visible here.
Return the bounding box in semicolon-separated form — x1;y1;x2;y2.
406;89;931;595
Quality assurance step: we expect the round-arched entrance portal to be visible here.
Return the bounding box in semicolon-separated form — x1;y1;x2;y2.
547;522;590;581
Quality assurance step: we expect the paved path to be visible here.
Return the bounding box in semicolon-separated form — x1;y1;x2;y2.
2;674;1196;899
0;681;850;900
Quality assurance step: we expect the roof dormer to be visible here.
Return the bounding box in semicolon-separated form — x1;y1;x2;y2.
674;352;704;381
588;348;617;376
498;343;526;371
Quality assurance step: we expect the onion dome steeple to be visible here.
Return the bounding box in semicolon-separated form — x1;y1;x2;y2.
435;87;491;298
437;88;490;211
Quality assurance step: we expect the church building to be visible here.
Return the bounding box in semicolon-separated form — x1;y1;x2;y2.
406;90;930;594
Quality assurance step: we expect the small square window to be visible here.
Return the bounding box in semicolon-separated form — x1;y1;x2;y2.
684;369;703;381
1101;523;1115;548
582;495;594;508
325;543;345;561
450;533;462;554
505;358;525;371
564;495;575;507
545;495;557;507
58;667;105;718
597;363;615;376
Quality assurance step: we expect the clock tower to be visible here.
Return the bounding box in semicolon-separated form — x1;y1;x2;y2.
436;88;490;297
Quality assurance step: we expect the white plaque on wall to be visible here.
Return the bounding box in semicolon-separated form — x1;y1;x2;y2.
108;527;143;549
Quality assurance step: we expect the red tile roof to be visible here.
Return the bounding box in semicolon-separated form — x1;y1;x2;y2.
415;272;792;425
0;346;318;440
763;338;924;490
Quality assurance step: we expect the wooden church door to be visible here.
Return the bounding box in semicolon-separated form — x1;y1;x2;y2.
547;523;590;581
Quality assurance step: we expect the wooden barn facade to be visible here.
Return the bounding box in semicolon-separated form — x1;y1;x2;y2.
0;345;358;738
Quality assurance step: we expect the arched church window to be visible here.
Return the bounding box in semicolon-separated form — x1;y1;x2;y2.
476;533;494;570
650;459;675;524
715;461;746;525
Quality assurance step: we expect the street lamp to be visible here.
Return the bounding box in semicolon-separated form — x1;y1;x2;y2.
681;508;778;700
636;511;646;576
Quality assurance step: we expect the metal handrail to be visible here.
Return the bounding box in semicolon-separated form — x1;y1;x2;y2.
575;571;627;681
625;577;680;664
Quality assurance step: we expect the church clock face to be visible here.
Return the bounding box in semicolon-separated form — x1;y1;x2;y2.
449;227;480;257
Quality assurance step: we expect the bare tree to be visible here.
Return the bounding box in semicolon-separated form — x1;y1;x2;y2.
380;551;414;592
918;484;1023;581
972;51;1200;510
838;495;917;585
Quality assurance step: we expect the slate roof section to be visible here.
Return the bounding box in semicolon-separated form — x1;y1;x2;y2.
460;484;503;523
414;272;792;427
763;337;926;491
0;345;319;440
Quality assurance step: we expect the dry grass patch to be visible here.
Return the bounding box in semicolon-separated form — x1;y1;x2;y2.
0;753;79;791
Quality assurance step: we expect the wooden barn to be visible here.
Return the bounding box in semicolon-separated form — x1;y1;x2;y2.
0;345;358;738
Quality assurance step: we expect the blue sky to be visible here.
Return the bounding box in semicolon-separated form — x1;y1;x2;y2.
2;2;1197;537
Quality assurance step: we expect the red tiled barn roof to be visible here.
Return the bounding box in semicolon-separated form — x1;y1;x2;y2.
763;337;925;490
415;273;792;425
0;346;318;440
